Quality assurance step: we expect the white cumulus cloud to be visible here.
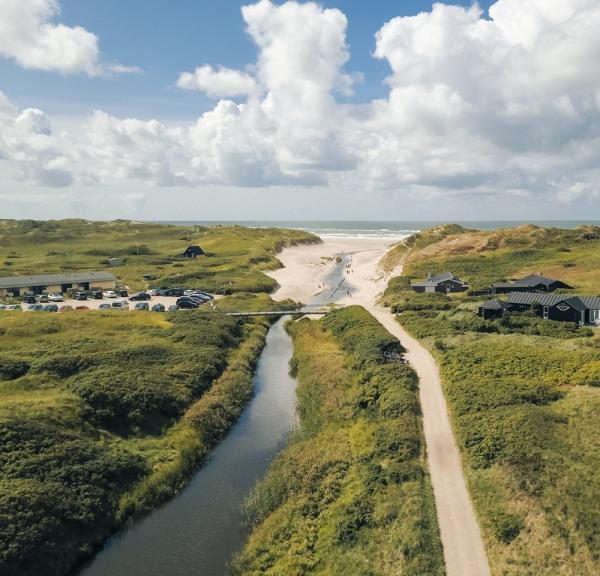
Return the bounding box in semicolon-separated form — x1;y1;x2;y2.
2;0;600;207
177;65;258;98
0;0;138;75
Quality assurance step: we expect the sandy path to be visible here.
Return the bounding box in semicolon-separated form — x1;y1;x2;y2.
267;236;490;576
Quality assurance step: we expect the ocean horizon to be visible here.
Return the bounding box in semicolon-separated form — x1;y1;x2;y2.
157;220;600;239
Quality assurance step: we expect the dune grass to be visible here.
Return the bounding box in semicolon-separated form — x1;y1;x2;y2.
231;307;444;576
383;225;600;575
0;219;319;294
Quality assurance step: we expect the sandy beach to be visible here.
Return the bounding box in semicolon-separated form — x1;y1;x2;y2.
267;234;491;576
267;235;404;305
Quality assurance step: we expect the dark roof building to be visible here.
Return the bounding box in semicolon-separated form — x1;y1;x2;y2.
0;271;117;297
478;298;513;320
182;245;205;258
478;291;600;325
411;271;469;294
491;274;573;294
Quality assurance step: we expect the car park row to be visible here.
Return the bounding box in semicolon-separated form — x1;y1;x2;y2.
0;287;214;313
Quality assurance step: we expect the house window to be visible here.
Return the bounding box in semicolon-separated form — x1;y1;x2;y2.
590;310;600;324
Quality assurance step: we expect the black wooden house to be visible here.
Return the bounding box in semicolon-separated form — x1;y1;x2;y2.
182;245;205;258
479;291;600;325
411;272;469;294
491;274;572;295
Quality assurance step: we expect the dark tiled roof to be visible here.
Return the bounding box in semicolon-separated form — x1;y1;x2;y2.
507;292;600;311
480;299;512;310
0;271;117;289
493;274;572;289
411;271;467;287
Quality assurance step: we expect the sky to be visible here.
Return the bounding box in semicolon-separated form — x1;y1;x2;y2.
0;0;599;221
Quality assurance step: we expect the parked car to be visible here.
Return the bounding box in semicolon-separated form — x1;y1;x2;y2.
48;293;63;302
117;289;128;297
163;288;185;297
0;305;5;311
89;290;104;299
35;294;49;303
175;299;198;309
75;306;89;310
191;291;214;300
74;292;88;301
25;304;44;312
151;303;165;312
168;305;178;312
98;303;111;310
102;290;117;298
22;294;36;304
190;293;212;302
129;292;151;301
111;300;129;310
5;305;22;311
58;305;73;312
133;302;149;311
42;304;59;312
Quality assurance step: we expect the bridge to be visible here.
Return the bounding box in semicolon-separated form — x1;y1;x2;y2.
224;310;329;318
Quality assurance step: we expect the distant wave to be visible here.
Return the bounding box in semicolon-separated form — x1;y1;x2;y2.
299;228;418;239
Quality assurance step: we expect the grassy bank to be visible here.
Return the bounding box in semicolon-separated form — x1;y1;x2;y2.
0;219;319;294
0;307;269;576
231;307;444;576
383;225;600;575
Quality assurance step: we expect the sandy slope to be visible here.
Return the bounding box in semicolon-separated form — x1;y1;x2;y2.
267;236;490;576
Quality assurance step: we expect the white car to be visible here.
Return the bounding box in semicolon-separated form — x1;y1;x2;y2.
111;300;129;310
48;293;63;302
103;290;118;298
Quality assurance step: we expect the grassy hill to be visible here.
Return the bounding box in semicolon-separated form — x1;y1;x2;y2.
388;223;600;291
383;225;600;575
0;219;319;294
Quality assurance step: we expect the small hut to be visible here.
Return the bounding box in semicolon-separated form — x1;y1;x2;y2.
182;245;205;258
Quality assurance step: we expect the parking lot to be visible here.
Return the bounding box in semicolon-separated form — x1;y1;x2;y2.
0;292;219;312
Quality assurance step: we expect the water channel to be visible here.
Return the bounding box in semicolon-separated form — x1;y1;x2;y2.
77;254;351;576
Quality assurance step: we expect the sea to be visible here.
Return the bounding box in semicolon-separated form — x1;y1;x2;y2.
161;220;600;239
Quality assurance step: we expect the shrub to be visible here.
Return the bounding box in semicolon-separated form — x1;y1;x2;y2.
0;358;30;380
491;510;524;543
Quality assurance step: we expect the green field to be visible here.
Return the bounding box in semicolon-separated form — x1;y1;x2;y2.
383;225;600;575
0;219;319;294
231;307;444;576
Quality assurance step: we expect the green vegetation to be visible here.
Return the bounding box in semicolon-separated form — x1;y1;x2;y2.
0;219;319;294
0;308;269;576
397;223;600;291
384;225;600;574
231;307;443;576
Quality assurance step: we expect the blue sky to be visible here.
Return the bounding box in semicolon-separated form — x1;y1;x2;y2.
1;1;492;119
1;0;599;221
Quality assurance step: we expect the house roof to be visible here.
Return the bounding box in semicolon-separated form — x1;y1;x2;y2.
480;299;512;310
492;274;572;289
507;291;600;311
411;271;467;287
0;271;117;289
